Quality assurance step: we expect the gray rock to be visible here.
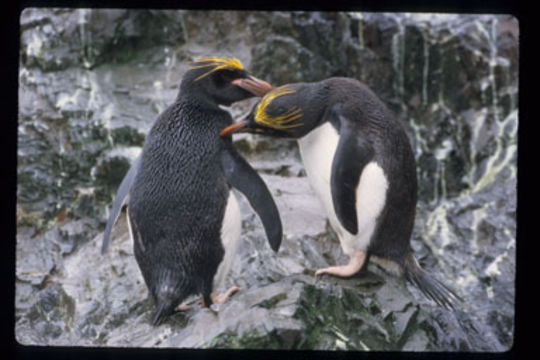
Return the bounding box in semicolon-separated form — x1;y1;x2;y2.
16;10;516;351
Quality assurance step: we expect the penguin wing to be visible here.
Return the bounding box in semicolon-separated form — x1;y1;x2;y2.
330;110;375;235
101;155;141;254
220;144;282;252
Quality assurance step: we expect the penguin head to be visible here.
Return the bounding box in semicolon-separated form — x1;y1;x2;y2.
220;83;321;138
180;57;272;106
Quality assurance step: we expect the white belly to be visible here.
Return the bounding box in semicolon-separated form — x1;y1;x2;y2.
297;122;389;256
213;190;242;291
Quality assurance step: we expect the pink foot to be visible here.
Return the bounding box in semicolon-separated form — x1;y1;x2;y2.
174;303;194;311
211;285;240;304
315;251;367;278
200;285;241;308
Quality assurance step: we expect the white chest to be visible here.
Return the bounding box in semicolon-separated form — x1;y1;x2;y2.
214;191;242;290
297;122;389;255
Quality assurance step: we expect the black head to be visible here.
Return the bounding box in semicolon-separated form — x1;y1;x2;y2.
220;83;324;138
180;57;272;107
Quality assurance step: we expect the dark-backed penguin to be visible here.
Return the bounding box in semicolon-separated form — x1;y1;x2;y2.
102;57;282;325
220;78;462;309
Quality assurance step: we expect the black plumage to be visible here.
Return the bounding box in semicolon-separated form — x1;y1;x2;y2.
221;77;462;309
102;57;281;325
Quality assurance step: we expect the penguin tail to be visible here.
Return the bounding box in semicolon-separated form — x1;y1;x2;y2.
401;252;463;310
151;273;194;325
152;302;169;326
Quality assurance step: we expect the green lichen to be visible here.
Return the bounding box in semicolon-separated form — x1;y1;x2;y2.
258;293;287;309
111;126;145;147
204;331;284;349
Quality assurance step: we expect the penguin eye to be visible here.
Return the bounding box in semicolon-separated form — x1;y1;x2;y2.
275;106;286;114
269;104;287;116
216;70;236;85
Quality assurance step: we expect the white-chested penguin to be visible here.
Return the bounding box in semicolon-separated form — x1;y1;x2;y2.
101;57;282;325
220;78;462;309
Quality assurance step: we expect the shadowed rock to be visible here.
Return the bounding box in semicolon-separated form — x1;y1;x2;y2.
16;10;516;351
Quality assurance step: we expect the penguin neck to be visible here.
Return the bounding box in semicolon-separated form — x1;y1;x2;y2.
159;91;230;136
177;81;224;112
173;92;232;131
178;91;221;111
299;80;334;134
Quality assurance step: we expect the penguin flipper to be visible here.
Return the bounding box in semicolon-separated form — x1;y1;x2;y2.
330;110;375;235
220;144;282;252
101;155;141;254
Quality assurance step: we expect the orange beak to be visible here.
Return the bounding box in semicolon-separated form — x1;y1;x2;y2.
232;76;272;97
220;119;249;137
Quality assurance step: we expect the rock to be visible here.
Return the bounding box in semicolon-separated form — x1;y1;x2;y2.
14;174;500;351
16;226;58;286
16;10;516;351
17;283;76;344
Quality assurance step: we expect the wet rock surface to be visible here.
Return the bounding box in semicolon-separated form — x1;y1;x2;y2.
16;10;517;351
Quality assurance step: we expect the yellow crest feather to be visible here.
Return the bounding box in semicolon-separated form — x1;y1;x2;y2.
190;57;245;81
255;86;303;130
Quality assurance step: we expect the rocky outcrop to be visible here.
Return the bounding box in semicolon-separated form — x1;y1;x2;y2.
16;10;517;351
